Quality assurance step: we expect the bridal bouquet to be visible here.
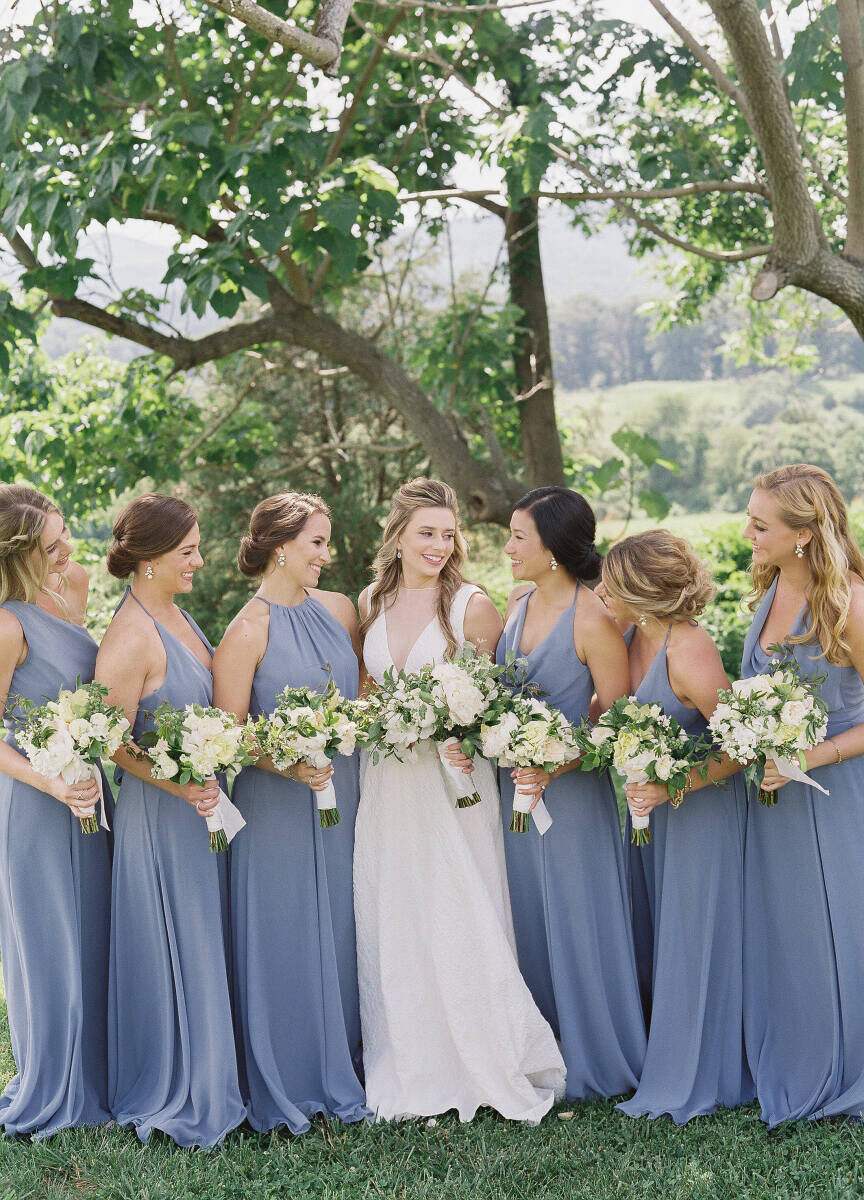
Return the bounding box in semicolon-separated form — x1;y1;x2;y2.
138;702;254;850
480;695;581;832
708;657;829;806
13;679;130;833
577;698;708;845
249;679;359;828
417;647;521;808
357;667;438;763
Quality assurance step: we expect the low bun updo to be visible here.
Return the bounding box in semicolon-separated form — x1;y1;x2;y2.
238;492;331;578
602;530;715;623
514;486;602;581
107;494;198;578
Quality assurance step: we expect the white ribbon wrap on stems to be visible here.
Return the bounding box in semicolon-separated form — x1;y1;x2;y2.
204;788;247;845
436;737;481;807
623;768;651;834
767;753;830;795
512;783;553;836
315;778;339;815
69;763;110;831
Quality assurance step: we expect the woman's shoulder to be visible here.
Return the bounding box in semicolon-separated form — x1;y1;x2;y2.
668;621;724;670
99;595;157;653
310;587;357;624
219;596;270;649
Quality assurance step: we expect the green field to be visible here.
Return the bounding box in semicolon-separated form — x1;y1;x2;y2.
3;973;864;1200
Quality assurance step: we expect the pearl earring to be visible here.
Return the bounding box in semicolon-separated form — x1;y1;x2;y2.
795;542;804;559
144;564;154;580
396;549;402;560
639;614;648;627
550;557;558;571
277;550;286;566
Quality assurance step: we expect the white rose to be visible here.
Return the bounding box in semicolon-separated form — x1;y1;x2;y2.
541;735;570;765
480;712;519;759
779;699;810;728
88;712;111;739
654;752;674;781
590;724;615;746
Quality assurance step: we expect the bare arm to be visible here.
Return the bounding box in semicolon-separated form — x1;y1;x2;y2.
463;591;504;657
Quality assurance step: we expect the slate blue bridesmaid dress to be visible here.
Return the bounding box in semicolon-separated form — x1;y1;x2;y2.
0;601;112;1138
496;587;646;1100
742;576;864;1126
108;588;245;1147
229;594;366;1133
616;625;752;1123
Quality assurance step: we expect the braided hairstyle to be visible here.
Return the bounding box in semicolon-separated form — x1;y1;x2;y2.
0;485;62;606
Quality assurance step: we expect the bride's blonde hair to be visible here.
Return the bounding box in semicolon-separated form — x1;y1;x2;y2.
749;463;864;664
360;478;468;660
0;484;67;612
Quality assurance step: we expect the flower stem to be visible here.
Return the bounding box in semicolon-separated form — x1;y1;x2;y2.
79;815;99;835
631;826;651;847
209;828;229;853
510;811;530;834
319;807;341;829
456;791;482;809
758;788;777;807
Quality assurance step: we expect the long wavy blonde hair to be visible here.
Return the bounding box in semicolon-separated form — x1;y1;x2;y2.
360;478;468;660
750;463;864;664
0;485;66;609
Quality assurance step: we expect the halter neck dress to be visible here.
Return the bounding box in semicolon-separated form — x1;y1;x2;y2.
229;593;366;1133
107;588;245;1147
355;584;566;1123
616;624;752;1123
496;587;646;1100
0;601;111;1138
742;576;864;1126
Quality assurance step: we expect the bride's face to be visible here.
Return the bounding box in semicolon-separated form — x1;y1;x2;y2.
396;507;457;584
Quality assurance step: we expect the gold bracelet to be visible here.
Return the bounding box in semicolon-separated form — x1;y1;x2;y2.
669;785;686;809
829;738;843;764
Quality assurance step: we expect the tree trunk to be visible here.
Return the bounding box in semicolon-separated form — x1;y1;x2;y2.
504;198;566;490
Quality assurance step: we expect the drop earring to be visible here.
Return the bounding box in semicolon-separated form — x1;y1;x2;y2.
396;549;402;560
795;542;804;559
277;550;286;566
144;564;154;580
549;557;558;571
639;614;648;627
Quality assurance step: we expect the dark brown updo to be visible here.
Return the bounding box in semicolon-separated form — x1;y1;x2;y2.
107;493;198;578
238;492;331;578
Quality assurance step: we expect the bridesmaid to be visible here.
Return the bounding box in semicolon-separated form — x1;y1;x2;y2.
600;531;752;1123
0;484;111;1138
738;463;864;1125
498;486;646;1101
213;492;367;1134
96;493;245;1147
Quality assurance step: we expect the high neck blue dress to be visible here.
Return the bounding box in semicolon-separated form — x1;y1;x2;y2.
742;576;864;1126
0;601;112;1138
496;587;646;1100
616;625;752;1123
229;594;366;1133
107;589;245;1147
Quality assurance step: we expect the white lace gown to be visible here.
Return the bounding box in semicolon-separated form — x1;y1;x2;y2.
354;584;566;1122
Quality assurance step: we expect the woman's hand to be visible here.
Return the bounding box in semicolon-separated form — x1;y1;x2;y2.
44;775;100;819
442;744;475;775
512;766;551;809
625;780;670;818
288;762;334;792
760;760;792;792
177;777;221;816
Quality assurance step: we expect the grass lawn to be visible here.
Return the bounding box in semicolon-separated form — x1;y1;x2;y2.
3;975;864;1200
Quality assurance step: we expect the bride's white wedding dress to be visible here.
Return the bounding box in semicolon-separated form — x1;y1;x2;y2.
354;583;566;1122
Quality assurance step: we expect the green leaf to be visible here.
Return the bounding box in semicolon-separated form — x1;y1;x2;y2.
637;488;671;520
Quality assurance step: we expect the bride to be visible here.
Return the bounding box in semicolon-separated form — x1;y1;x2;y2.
355;477;566;1123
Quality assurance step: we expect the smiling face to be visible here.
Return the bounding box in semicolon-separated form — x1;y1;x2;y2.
504;507;552;583
39;510;72;577
744;488;810;568
278;511;332;588
397;507;456;582
145;522;204;594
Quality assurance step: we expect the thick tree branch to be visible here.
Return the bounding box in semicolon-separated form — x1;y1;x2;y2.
7;230;39;271
401;180;768;205
708;0;821;263
199;0;347;70
837;0;864;259
647;0;753;124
